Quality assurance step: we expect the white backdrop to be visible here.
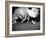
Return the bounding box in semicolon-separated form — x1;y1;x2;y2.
0;0;46;38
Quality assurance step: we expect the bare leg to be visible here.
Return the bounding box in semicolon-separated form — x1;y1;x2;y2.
22;19;23;23
27;16;29;23
21;17;27;23
31;20;36;24
22;18;26;23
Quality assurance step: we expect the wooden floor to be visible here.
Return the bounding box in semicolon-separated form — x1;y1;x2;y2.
12;22;40;31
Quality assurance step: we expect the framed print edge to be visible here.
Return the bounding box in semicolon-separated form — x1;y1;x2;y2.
5;1;9;37
5;1;45;37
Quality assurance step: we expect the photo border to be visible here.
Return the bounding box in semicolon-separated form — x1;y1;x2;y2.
9;3;43;34
5;1;45;37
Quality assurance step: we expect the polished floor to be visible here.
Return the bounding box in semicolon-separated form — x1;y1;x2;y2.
12;22;40;31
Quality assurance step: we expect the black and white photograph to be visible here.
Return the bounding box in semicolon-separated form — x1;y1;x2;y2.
12;7;40;31
9;3;44;34
5;2;45;36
